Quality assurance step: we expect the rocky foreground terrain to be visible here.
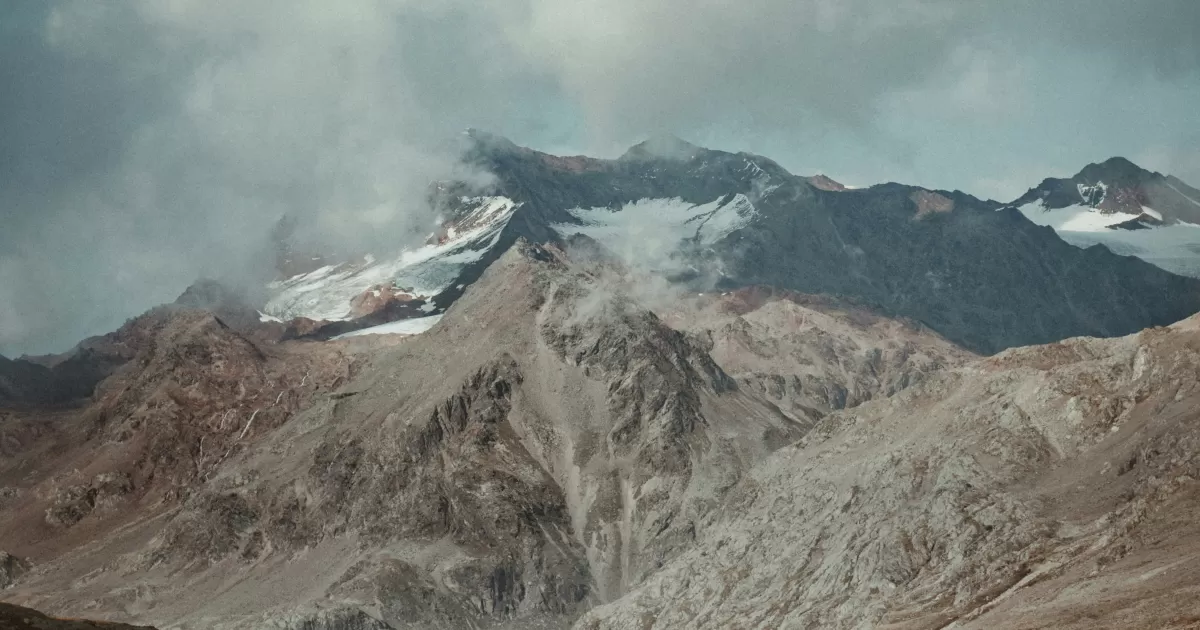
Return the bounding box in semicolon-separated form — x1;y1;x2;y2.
2;236;1200;629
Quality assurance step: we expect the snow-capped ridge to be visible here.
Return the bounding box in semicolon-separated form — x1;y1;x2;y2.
263;196;520;321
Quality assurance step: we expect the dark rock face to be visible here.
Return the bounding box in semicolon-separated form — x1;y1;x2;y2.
737;185;1200;354
0;550;31;588
0;347;126;407
0;603;156;629
0;355;57;406
466;138;1200;354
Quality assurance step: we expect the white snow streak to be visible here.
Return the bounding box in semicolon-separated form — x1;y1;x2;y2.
332;314;444;339
263;197;518;321
1166;181;1200;208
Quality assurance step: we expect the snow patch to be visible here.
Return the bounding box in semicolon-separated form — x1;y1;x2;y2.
1014;201;1200;277
332;315;443;339
263;197;518;321
1142;206;1163;221
1017;201;1140;232
1077;181;1108;206
554;194;757;253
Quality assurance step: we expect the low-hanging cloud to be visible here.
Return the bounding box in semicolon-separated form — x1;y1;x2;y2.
1;0;538;355
2;0;1198;355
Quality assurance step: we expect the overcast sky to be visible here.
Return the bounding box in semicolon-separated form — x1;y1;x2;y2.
2;0;1199;356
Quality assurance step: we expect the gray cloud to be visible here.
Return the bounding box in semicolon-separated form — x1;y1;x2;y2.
1;0;533;355
2;0;1199;355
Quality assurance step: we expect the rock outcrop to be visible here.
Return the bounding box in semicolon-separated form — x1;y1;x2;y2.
0;550;31;588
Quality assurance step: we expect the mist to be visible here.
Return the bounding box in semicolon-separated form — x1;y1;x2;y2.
1;0;535;355
3;0;1199;355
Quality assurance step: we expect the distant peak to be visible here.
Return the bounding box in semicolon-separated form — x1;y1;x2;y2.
1075;156;1157;185
620;133;702;161
1095;156;1141;170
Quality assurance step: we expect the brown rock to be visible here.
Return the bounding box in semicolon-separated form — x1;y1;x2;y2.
807;174;847;191
910;189;955;218
347;284;419;319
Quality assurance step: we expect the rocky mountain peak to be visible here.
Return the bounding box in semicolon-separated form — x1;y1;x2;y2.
1011;156;1200;223
1075;155;1155;186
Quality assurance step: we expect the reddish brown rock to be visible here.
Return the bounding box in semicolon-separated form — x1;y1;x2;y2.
910;189;955;218
348;284;419;319
807;174;847;191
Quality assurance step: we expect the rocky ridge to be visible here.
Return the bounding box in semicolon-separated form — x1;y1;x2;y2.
257;136;1200;356
463;136;1200;354
577;314;1200;629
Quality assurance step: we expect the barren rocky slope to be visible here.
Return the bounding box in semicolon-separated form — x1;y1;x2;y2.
4;238;1200;629
578;313;1200;629
660;286;973;423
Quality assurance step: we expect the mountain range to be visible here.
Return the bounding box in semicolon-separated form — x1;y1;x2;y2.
246;132;1200;355
4;136;1200;629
